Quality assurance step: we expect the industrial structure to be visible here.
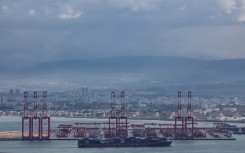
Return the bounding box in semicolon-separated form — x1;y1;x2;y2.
108;91;117;137
22;91;51;140
20;90;238;141
108;91;128;138
31;92;41;139
184;91;195;139
41;92;51;139
174;91;184;138
174;91;196;139
22;92;31;140
55;91;207;140
117;91;128;138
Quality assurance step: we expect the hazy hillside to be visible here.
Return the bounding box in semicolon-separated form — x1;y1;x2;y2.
25;56;245;83
1;56;245;95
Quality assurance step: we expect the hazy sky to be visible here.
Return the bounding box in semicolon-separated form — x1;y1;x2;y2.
1;0;245;67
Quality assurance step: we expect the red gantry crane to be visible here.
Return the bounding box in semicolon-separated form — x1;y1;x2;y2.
41;92;51;139
31;92;41;139
22;92;32;140
174;91;184;138
184;91;195;139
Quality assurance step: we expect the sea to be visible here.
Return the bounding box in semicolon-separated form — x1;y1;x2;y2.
0;116;245;153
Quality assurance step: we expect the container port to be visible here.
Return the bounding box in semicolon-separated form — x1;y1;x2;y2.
0;91;241;143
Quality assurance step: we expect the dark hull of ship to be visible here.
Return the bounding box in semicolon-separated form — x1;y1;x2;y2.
78;141;172;148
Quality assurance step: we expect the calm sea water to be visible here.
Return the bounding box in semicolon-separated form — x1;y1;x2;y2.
1;137;245;153
0;117;245;153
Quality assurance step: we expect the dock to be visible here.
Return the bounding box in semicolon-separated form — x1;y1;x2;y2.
0;131;236;141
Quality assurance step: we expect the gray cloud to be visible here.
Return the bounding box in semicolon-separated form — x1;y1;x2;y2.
1;0;245;68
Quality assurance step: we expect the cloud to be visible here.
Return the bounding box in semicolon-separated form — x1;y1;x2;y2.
1;0;245;69
1;5;8;11
29;9;35;16
217;0;237;14
179;5;187;11
238;0;245;22
238;14;245;22
106;0;160;12
58;5;82;19
0;5;10;17
216;0;245;22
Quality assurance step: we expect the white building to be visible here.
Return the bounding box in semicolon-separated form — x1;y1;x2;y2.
223;107;236;112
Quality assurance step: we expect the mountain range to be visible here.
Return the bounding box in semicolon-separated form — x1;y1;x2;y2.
1;56;245;97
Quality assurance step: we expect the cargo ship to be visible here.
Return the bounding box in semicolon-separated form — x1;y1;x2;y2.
78;91;172;148
78;136;172;148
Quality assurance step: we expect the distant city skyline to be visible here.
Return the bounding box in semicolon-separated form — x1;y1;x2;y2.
1;0;245;69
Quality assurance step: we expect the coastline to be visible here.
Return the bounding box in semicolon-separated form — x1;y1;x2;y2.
1;115;244;124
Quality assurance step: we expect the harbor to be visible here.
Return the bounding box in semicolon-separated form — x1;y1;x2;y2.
1;91;243;142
